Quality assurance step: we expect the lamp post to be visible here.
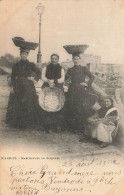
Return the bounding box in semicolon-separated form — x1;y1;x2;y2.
36;3;45;64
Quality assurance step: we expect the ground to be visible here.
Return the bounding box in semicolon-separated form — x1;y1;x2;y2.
0;75;124;158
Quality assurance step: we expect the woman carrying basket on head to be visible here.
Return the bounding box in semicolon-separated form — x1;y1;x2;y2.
6;37;41;129
65;53;96;136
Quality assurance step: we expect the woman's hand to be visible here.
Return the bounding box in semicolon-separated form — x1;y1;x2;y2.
87;117;95;123
63;85;69;92
28;77;35;82
87;117;101;124
28;77;38;86
80;82;88;87
48;79;55;88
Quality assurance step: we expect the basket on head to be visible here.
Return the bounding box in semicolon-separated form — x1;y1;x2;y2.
12;37;39;50
63;45;89;54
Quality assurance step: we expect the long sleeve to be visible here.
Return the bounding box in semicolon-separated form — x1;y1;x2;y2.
58;68;65;83
41;67;49;83
11;64;17;87
65;69;71;86
84;67;95;86
31;63;41;81
66;68;71;77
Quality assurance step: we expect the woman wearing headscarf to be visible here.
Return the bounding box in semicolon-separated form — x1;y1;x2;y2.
41;54;65;132
65;53;96;134
87;97;119;147
6;37;41;128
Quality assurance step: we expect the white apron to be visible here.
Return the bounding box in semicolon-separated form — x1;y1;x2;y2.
92;107;119;143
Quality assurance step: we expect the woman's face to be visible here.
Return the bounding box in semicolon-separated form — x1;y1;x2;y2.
105;99;112;107
73;56;80;65
51;55;59;65
20;51;29;60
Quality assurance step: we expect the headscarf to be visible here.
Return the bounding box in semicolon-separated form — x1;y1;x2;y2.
72;52;81;58
98;97;114;118
20;47;30;53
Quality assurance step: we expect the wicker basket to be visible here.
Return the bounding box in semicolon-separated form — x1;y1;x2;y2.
39;87;65;112
12;37;39;50
63;45;89;54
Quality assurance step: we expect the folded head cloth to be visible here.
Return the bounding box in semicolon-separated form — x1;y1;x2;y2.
72;52;82;58
12;37;39;51
20;47;30;53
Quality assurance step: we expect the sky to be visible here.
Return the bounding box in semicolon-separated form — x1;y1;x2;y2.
0;0;124;65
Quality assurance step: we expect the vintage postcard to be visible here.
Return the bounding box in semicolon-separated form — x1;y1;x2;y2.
0;0;124;194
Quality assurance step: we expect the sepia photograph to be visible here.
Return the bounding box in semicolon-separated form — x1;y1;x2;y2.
0;0;124;194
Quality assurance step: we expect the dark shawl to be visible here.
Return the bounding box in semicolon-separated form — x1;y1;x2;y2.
45;63;62;80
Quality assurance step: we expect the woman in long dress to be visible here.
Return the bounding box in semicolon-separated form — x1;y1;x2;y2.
87;97;119;147
41;54;65;132
6;41;41;129
65;53;96;134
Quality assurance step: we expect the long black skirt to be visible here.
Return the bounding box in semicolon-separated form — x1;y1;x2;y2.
6;79;42;128
65;86;97;132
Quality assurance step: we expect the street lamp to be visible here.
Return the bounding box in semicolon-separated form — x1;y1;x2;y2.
36;3;45;64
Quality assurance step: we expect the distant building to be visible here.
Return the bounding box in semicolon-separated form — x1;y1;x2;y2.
61;53;101;73
100;64;121;74
97;63;124;87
